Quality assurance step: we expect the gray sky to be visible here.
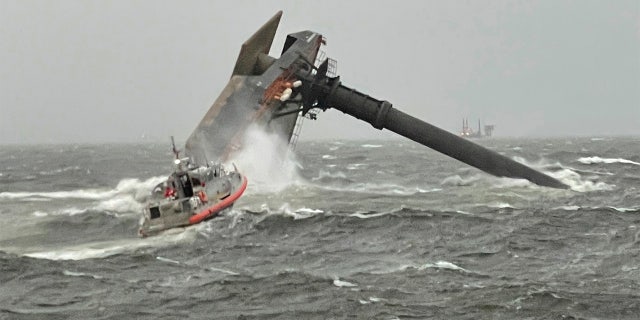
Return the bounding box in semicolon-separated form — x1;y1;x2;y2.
1;0;638;144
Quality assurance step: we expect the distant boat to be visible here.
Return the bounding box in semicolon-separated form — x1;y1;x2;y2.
460;118;494;138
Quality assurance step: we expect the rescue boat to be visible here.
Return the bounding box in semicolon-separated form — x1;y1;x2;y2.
138;155;247;237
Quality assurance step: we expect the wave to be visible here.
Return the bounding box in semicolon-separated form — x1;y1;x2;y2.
553;205;581;211
33;195;153;218
348;212;392;219
0;176;165;201
311;170;440;195
578;156;640;166
311;170;353;185
38;166;83;176
63;270;103;279
553;205;639;213
359;297;386;305
417;261;469;272
440;173;534;189
1;189;117;200
368;260;471;275
565;167;614;176
245;203;324;220
346;163;367;170
440;163;615;193
329;182;440;196
499;157;617;192
347;206;473;220
13;176;166;218
549;169;615;192
486;202;516;209
23;228;198;261
333;277;358;288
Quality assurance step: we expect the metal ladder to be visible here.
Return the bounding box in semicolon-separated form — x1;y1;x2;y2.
289;45;336;150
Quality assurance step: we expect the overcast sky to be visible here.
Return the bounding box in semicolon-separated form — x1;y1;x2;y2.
1;0;638;144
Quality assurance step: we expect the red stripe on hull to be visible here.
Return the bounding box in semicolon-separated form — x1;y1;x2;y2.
188;176;248;225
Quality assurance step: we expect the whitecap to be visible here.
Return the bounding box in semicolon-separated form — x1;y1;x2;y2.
63;270;103;279
566;166;614;176
549;168;615;192
0;190;116;200
571;180;616;192
359;297;385;304
322;154;337;160
346;163;366;170
607;206;639;213
441;174;481;187
94;195;144;213
333;278;357;287
418;261;468;272
156;256;181;264
32;211;49;217
0;176;165;201
311;170;347;181
31;207;85;217
578;156;640;166
493;177;534;189
207;266;239;275
262;203;323;220
361;144;382;148
313;179;437;196
488;202;516;209
288;207;322;220
26;245;130;260
59;207;88;216
39;166;82;176
296;207;324;214
349;212;391;219
554;205;581;211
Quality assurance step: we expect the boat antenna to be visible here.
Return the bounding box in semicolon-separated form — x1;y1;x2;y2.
171;136;180;160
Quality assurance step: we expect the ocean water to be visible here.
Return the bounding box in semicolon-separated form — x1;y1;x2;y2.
1;136;639;319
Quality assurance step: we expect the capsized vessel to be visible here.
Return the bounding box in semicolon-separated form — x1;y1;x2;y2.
184;11;568;189
138;140;247;237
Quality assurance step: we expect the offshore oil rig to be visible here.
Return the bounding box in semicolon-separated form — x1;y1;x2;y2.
184;11;567;189
460;119;495;138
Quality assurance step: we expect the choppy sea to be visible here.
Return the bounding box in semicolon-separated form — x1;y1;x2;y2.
1;136;639;319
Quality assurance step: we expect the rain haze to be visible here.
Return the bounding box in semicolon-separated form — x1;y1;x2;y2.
1;0;638;145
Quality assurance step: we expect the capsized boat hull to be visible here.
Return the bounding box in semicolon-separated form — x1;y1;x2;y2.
139;165;247;237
